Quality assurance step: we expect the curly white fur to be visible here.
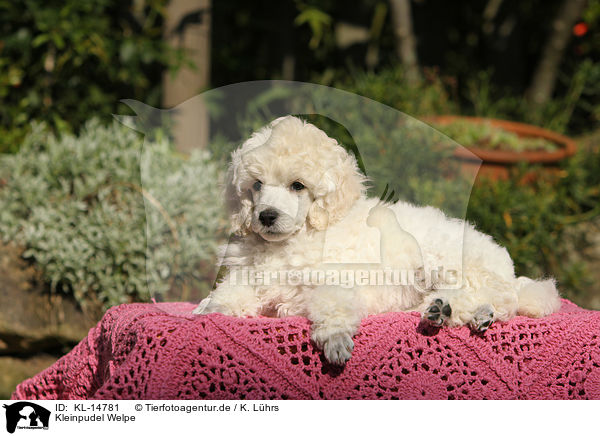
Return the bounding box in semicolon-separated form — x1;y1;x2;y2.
194;116;561;365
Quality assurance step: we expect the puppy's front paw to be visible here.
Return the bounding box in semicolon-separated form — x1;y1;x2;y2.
322;332;355;366
422;298;452;326
192;297;232;316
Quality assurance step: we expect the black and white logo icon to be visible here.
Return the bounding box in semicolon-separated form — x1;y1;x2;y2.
3;402;50;433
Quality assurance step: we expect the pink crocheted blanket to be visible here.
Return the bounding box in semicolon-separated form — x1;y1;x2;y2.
12;299;600;400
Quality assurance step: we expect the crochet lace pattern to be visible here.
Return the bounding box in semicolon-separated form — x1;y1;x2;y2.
12;299;600;400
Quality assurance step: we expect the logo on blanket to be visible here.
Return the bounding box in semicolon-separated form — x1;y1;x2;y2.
2;402;50;433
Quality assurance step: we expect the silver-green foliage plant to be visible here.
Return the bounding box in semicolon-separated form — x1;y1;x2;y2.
0;120;225;308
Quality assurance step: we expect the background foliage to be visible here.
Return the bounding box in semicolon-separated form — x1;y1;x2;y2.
213;0;599;134
466;154;600;306
0;0;184;153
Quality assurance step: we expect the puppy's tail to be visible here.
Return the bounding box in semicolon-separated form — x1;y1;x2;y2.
515;276;561;318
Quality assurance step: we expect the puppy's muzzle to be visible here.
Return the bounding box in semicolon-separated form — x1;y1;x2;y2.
259;208;279;227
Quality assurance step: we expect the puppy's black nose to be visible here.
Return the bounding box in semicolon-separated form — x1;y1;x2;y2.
259;209;278;227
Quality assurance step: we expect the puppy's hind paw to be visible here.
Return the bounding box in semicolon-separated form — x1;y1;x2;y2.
469;305;494;333
422;298;452;326
322;332;355;366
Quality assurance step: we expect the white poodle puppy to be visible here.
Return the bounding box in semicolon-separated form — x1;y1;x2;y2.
193;116;561;365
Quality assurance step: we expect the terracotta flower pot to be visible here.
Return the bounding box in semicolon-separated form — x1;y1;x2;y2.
426;115;577;181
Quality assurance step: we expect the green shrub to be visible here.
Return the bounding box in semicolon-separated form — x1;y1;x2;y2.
0;0;185;153
326;65;459;117
0;120;225;308
323;63;599;137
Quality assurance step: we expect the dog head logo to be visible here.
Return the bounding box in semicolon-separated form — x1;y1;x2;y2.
117;80;480;301
3;402;50;433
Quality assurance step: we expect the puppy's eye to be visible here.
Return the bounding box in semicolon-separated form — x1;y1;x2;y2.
253;180;262;191
291;181;305;191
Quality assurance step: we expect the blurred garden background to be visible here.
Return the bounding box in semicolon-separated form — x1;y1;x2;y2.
0;0;599;398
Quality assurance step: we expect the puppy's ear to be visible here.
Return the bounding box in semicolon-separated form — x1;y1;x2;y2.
226;149;252;236
308;147;366;230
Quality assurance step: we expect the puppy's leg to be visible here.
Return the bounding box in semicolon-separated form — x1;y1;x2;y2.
307;286;364;365
193;272;261;317
420;271;518;332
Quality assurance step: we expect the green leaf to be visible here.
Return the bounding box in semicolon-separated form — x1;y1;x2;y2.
32;33;50;47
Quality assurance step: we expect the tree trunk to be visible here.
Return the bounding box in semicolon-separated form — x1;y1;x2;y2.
163;0;211;152
389;0;420;84
526;0;587;106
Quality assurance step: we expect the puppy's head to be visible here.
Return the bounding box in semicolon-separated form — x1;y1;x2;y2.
226;116;366;241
